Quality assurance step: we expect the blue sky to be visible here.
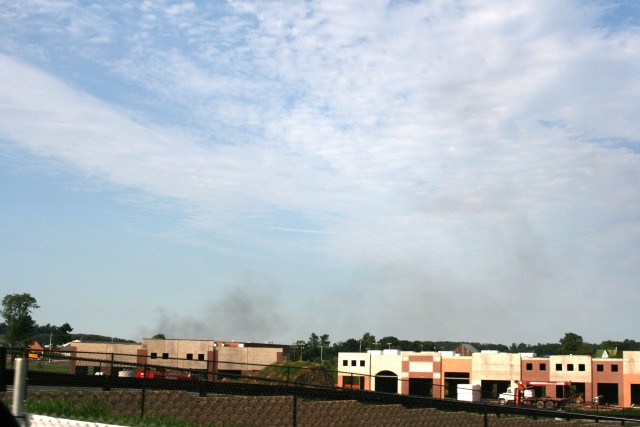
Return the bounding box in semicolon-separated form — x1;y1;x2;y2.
1;0;639;346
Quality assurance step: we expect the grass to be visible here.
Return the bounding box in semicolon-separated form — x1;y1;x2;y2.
252;360;319;382
3;355;71;373
25;360;71;373
235;360;334;385
25;397;111;420
23;398;243;427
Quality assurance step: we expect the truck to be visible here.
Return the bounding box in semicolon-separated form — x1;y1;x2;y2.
136;369;191;380
498;381;572;409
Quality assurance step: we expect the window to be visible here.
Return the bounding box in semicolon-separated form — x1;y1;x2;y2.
597;364;604;372
526;363;533;370
162;353;169;359
351;360;357;366
150;352;157;359
342;360;348;366
360;360;365;367
198;354;205;361
579;364;585;371
612;364;619;372
539;363;546;371
556;364;563;371
186;353;193;360
567;364;574;371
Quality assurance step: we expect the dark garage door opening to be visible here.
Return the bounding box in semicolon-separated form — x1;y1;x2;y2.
409;378;433;397
445;372;470;399
631;384;640;406
481;380;511;399
375;370;398;394
597;383;619;405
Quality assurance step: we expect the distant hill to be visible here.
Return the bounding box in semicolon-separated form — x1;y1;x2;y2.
69;334;137;344
32;333;137;345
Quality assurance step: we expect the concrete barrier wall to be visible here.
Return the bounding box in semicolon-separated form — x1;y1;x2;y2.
2;391;583;426
25;414;126;427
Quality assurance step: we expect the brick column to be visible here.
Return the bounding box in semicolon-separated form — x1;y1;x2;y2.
69;346;77;374
207;348;218;381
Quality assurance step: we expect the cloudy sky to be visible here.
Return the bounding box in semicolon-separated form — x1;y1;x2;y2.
1;0;638;346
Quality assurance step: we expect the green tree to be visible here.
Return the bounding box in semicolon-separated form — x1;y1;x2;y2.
622;339;640;351
293;340;306;360
303;333;332;361
379;336;400;349
509;342;532;353
0;293;40;348
334;338;360;352
319;334;330;361
360;332;377;351
152;333;166;339
53;322;73;346
559;332;593;355
307;332;320;360
406;340;434;352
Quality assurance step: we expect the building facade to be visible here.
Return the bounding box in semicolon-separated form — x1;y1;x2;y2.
70;338;288;378
337;350;640;407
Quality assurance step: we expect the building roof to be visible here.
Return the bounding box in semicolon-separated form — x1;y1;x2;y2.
457;343;479;354
29;341;44;352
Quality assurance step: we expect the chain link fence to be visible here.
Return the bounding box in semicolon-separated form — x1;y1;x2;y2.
2;346;639;426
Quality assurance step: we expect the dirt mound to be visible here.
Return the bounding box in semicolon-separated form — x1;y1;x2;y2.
294;367;334;386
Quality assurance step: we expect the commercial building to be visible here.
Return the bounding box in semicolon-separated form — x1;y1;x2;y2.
337;349;640;407
70;338;289;378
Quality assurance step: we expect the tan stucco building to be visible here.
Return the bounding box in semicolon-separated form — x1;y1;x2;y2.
70;338;288;378
338;349;640;407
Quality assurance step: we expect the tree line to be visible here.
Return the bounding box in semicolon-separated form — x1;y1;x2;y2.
292;331;640;368
0;293;133;349
2;293;638;360
293;331;640;366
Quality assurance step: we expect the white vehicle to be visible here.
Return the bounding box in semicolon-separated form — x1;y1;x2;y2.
498;381;572;409
498;386;533;405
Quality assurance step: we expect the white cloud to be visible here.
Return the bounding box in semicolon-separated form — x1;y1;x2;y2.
0;0;639;343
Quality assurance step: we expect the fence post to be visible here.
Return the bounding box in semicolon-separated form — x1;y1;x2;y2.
103;353;113;391
292;395;297;427
0;346;6;392
140;364;147;418
12;358;27;421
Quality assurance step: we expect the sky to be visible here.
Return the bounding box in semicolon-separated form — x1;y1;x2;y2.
1;0;639;347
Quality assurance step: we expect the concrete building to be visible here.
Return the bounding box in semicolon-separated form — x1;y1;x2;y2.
70;338;289;378
337;349;640;407
70;341;142;375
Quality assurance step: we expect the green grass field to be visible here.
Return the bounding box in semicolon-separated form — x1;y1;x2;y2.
25;360;71;373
